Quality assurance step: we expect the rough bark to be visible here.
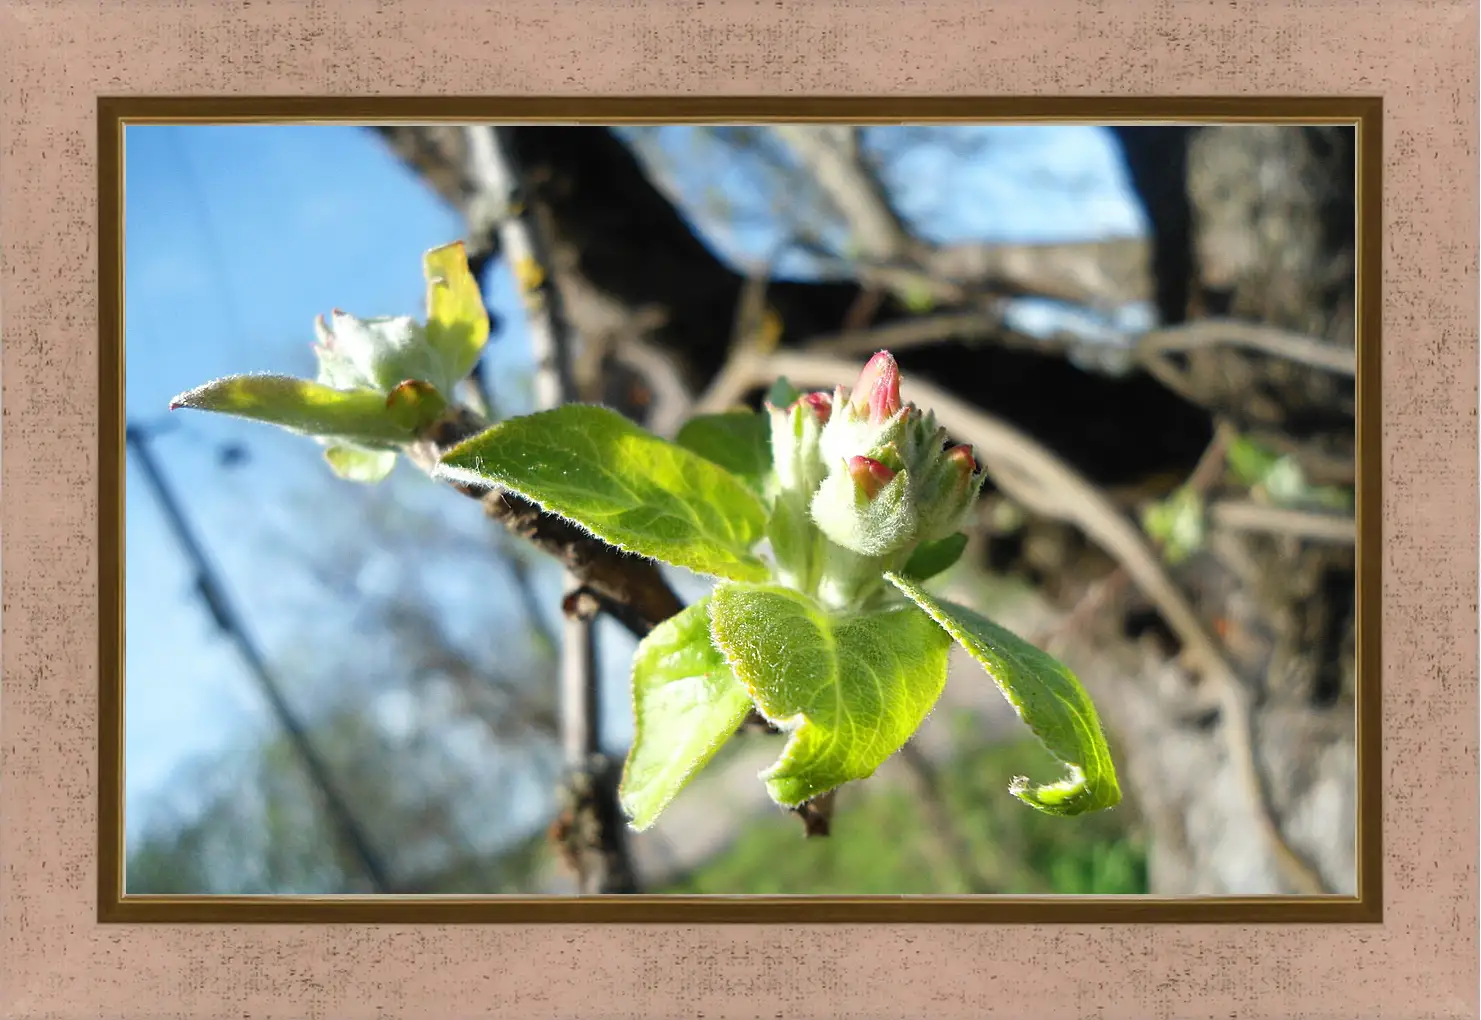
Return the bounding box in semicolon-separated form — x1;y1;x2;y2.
1097;125;1358;894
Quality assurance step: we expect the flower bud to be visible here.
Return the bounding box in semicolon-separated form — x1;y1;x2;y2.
915;443;986;543
810;457;917;558
806;350;987;562
798;390;833;425
848;351;903;424
766;393;831;498
314;311;453;395
945;444;976;473
846;455;896;499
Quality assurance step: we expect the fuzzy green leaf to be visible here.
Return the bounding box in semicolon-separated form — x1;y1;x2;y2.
885;572;1121;816
708;582;951;807
169;374;411;445
323;445;398;483
900;532;969;582
435;404;771;582
422;241;490;383
618;597;755;831
675;411;772;490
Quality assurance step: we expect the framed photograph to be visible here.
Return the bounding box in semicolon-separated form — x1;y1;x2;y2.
99;100;1381;926
4;2;1474;1018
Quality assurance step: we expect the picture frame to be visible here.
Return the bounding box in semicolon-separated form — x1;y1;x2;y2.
4;2;1474;1017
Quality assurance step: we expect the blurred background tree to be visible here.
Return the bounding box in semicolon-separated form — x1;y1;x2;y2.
125;121;1356;897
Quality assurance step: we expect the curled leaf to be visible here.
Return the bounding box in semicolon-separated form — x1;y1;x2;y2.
423;241;490;384
886;572;1121;816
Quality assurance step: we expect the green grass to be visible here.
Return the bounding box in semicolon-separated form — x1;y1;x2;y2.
661;717;1148;896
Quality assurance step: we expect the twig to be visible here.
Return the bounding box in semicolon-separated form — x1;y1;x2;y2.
709;350;1330;894
1208;500;1357;544
803;310;1006;358
463;124;638;895
692;265;782;414
1138;318;1357;376
771;125;923;264
1038;419;1238;656
792;790;837;838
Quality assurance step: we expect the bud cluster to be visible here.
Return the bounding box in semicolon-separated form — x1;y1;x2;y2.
764;351;986;611
312;311;458;397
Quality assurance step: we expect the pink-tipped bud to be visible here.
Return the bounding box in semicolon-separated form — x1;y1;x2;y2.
847;455;897;500
849;351;903;424
798;390;833;424
945;444;977;475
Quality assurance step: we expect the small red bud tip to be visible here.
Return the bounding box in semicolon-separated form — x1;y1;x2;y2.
847;455;897;499
945;444;977;474
168;399;183;411
849;350;902;424
799;390;833;424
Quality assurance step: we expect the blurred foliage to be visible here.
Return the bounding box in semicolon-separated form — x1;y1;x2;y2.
126;693;556;895
661;725;1148;896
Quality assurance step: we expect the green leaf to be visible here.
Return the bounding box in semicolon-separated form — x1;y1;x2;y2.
619;597;756;831
323;445;398;483
436;404;771;582
901;280;937;313
1140;487;1206;565
675;411;772;490
708;582;952;807
169;374;412;445
765;376;802;408
422;241;490;383
1225;435;1282;487
885;573;1121;816
900;532;968;582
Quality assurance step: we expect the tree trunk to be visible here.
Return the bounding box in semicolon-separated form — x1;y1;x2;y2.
1100;126;1357;893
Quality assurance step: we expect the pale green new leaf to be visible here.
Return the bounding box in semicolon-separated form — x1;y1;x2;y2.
619;598;756;831
169;374;412;446
708;582;952;807
675;411;772;491
436;404;771;582
323;445;398;483
422;241;490;383
885;572;1121;815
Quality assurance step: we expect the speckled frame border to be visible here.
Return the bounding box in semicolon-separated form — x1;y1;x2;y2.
4;2;1476;1017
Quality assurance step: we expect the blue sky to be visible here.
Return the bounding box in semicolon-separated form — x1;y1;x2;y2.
122;123;1146;843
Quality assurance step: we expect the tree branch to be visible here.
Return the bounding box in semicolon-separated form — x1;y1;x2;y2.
462;124;639;895
770;126;924;264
